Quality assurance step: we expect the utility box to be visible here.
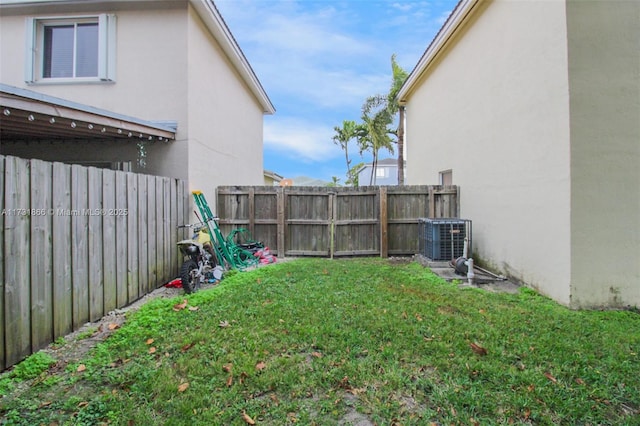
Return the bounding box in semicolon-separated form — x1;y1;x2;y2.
418;218;472;261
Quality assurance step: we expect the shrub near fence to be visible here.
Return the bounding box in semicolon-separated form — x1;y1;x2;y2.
0;155;188;370
216;185;459;258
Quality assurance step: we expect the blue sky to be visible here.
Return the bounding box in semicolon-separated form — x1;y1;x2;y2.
215;0;458;184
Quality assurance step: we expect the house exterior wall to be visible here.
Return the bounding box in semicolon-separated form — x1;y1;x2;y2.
0;3;190;180
404;0;574;304
357;164;399;186
0;0;270;198
566;0;640;308
185;4;264;200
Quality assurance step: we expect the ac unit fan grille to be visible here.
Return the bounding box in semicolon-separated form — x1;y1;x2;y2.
418;218;471;261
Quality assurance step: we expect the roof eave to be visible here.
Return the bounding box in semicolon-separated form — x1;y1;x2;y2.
397;0;481;105
189;0;275;115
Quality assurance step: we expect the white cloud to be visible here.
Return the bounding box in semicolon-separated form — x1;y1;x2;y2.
264;117;343;163
392;2;413;12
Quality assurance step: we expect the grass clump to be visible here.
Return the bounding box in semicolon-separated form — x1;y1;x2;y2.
1;258;638;425
0;351;56;396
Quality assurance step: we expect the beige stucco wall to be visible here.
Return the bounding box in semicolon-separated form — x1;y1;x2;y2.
405;0;574;304
0;3;190;179
185;4;264;201
1;1;268;199
566;0;640;308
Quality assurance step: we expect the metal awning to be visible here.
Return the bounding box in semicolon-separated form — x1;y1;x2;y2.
0;84;176;142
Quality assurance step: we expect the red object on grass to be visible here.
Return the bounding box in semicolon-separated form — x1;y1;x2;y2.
165;278;182;288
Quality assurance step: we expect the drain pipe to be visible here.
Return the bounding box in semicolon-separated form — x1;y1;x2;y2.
465;257;475;285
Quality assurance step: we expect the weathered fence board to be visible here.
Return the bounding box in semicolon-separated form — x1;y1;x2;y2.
147;175;158;291
137;174;149;297
71;165;90;329
216;185;459;258
30;159;53;352
116;172;128;308
0;156;4;370
0;155;187;370
127;173;139;303
102;169;117;315
51;162;72;340
4;156;31;367
88;167;104;322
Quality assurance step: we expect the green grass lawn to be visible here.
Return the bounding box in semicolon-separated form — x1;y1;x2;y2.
1;258;639;425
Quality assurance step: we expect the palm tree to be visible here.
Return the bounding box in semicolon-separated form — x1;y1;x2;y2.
387;54;408;185
332;120;359;185
359;95;395;185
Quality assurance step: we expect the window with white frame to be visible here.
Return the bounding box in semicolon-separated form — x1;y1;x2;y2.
376;167;387;178
25;14;116;83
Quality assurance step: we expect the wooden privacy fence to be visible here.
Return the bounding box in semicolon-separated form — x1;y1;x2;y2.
216;185;459;257
0;155;188;370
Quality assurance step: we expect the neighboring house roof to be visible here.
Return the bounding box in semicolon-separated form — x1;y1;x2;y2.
0;0;276;115
263;169;283;182
0;83;177;141
397;0;478;105
376;158;401;166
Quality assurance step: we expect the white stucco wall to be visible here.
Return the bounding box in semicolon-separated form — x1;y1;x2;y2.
566;0;640;308
405;0;573;304
185;4;265;201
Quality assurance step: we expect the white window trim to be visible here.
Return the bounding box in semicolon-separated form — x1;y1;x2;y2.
25;14;116;84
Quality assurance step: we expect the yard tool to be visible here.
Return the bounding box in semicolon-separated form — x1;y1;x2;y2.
191;191;258;270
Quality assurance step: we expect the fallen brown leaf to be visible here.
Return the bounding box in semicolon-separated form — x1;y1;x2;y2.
226;374;233;387
77;401;89;408
544;372;557;383
188;306;199;311
149;347;157;354
469;342;488;356
77;364;86;372
270;393;279;405
311;352;323;358
146;338;154;345
178;382;189;392
108;323;119;330
223;363;233;372
255;361;266;371
173;299;188;311
219;320;230;328
242;411;256;425
575;378;586;385
181;343;194;352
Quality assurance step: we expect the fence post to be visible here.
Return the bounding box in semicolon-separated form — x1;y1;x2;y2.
428;186;436;218
328;191;335;259
248;187;255;238
379;187;388;258
276;187;285;257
